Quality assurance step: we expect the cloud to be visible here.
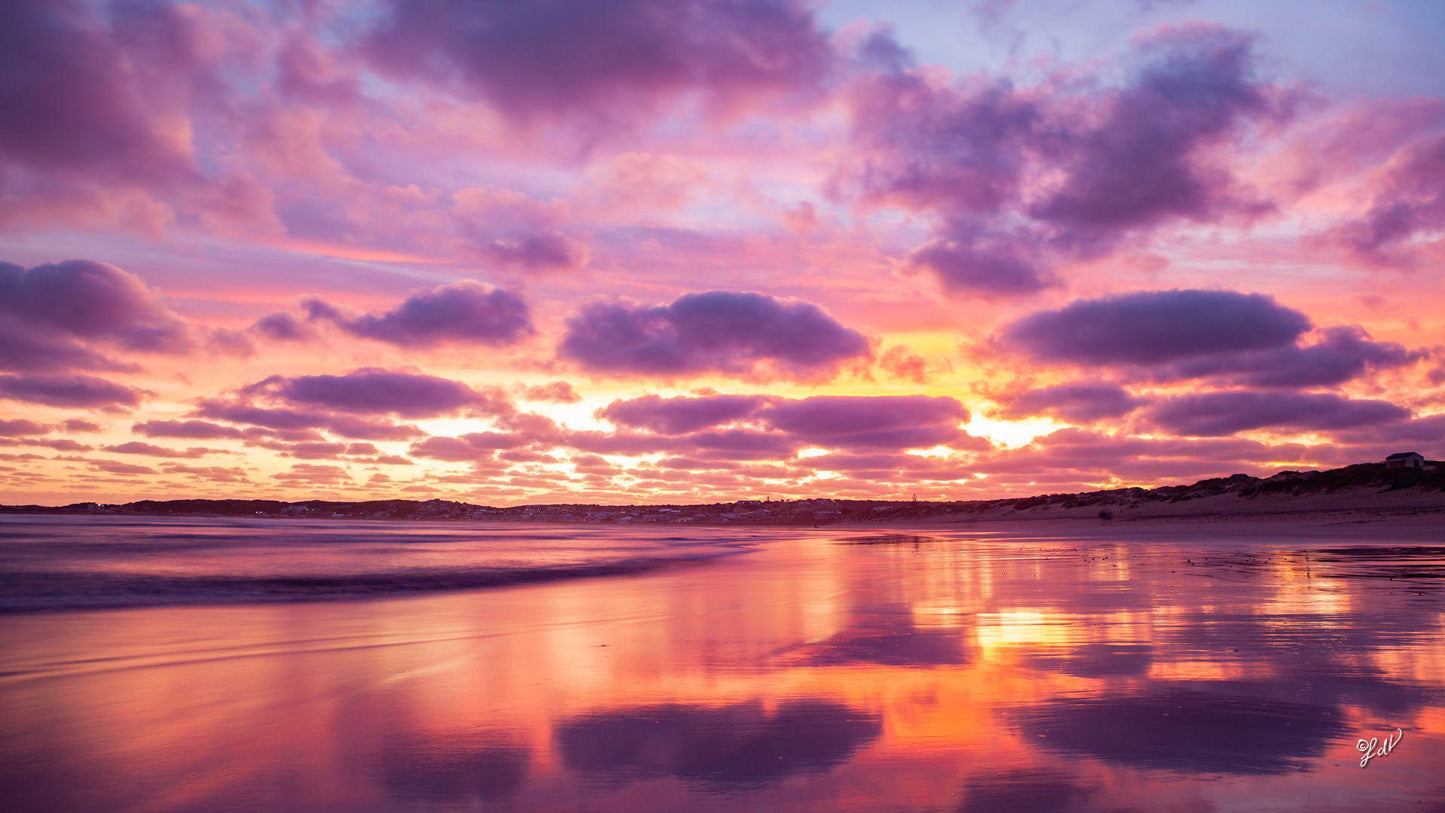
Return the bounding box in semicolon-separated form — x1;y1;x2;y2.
0;0;248;234
276;33;360;106
90;460;156;476
1338;133;1445;262
847;24;1285;294
363;0;834;133
410;432;526;462
1164;326;1423;387
272;463;353;486
481;231;589;273
848;70;1037;215
1004;289;1311;365
966;427;1308;486
599;394;766;434
518;381;581;403
301;280;534;348
194;401;330;432
877;345;932;384
1147;391;1409;436
134;420;245;440
323;417;424;441
0;419;51;437
242;369;510;418
0;0;197;185
998;384;1145;422
0;319;123;373
903;227;1052;296
102;441;217;458
0;373;143;410
760;395;969;449
559;291;871;379
249;311;314;343
1027;26;1277;247
1003;291;1424;392
0;260;192;370
405;392;978;472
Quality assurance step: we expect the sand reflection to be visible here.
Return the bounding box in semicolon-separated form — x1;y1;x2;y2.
0;523;1442;809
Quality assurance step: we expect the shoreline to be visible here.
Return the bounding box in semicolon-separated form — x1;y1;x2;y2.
4;501;1443;532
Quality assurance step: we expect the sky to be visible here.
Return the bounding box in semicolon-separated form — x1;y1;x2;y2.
1;0;1444;506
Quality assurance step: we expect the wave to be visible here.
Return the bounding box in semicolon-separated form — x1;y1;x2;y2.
0;549;750;614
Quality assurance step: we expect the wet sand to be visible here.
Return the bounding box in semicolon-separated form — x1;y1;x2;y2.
1;518;1443;810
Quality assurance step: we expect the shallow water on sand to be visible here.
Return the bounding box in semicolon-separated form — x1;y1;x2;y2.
0;516;1442;810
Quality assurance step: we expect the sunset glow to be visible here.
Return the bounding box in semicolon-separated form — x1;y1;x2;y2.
3;0;1443;506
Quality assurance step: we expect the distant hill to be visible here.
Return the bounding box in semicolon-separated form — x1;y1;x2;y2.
4;461;1444;525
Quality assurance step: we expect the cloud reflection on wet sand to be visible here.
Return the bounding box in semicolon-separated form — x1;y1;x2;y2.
0;521;1442;809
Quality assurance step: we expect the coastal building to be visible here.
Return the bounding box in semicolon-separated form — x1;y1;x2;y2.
1385;452;1425;469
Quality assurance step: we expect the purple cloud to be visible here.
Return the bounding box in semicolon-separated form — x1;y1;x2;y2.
483;232;590;272
559;291;871;379
685;428;802;458
1333;413;1445;446
1029;26;1276;249
323;417;424;441
0;260;191;369
847;25;1284;294
1147;391;1409;436
189;399;426;442
364;0;833;131
0;319;123;373
904;227;1052;296
250;312;313;343
0;373;142;410
1164;326;1423;387
760;395;970;449
303;280;534;348
276;33;360;106
410;432;526;462
999;384;1145;422
849;70;1037;215
242;369;509;418
103;441;216;459
1005;289;1311;366
195;401;330;432
600;394;766;434
1340;133;1445;259
0;419;50;437
0;0;196;185
134;419;246;440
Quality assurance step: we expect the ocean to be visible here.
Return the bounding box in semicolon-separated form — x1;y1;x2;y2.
0;515;759;613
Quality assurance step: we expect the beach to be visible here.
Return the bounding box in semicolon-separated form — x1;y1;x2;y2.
0;514;1442;810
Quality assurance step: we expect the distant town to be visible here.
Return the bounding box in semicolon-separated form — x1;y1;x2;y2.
4;457;1442;526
